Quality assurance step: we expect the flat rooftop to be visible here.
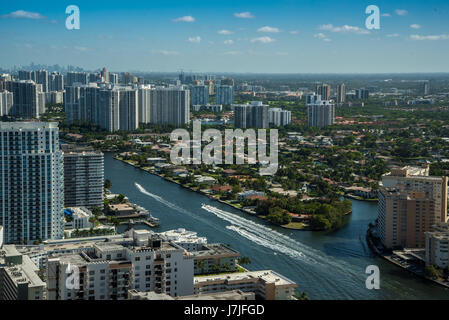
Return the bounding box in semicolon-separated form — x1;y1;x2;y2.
194;270;297;288
191;244;240;258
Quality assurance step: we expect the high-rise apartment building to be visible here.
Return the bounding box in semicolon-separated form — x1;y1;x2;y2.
215;85;234;105
62;145;104;209
316;84;331;100
233;101;269;129
34;70;49;93
269;108;291;127
66;72;89;87
190;85;209;106
49;72;64;92
355;88;370;100
137;86;152;125
378;166;448;249
0;91;13;116
337;83;346;104
46;232;194;300
204;80;215;95
101;67;110;83
149;87;190;126
423;81;430;95
221;78;234;86
5;81;43;119
110;73;119;85
307;100;335;127
0;122;65;244
305;93;321;105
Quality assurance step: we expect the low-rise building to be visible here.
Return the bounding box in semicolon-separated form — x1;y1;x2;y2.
159;229;207;252
194;175;216;186
238;190;265;202
193;270;297;300
128;289;254;300
64;207;94;230
190;244;241;275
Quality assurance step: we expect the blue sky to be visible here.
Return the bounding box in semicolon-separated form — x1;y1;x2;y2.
1;0;449;73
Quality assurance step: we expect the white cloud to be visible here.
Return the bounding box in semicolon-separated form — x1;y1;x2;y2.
172;16;195;22
187;36;201;43
319;24;370;35
224;40;234;45
74;46;88;52
386;33;400;37
395;9;408;16
410;34;449;41
410;24;421;29
0;10;45;19
234;12;254;19
152;50;180;56
314;33;331;42
218;30;233;35
257;26;280;33
223;51;242;55
382;13;392;17
250;36;275;43
289;30;299;34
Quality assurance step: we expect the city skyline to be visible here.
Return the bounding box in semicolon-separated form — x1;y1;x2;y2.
1;0;449;73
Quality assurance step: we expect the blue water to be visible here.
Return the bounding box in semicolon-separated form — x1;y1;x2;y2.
105;153;449;300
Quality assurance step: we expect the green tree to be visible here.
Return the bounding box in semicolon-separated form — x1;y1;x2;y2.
104;179;112;189
425;265;442;280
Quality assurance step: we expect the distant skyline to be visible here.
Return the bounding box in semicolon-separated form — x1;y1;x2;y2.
1;0;449;73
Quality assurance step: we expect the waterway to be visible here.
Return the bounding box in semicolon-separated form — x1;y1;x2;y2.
104;153;449;300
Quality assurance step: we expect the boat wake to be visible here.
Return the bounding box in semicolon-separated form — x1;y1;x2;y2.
201;203;363;279
134;182;361;285
135;182;198;216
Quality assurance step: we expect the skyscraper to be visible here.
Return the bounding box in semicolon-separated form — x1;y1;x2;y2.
0;122;64;244
5;80;43;119
378;166;448;249
49;72;64;92
137;86;152;124
118;88;139;131
34;70;49;93
0;91;13;116
233;101;269;129
190;85;209;106
221;78;234;86
316;84;331;100
269;108;292;127
423;81;430;95
305;93;321;105
66;72;89;87
62;145;104;209
149;87;190;126
101;67;110;83
215;85;234;105
307;100;335;127
355;88;370;100
337;83;346;104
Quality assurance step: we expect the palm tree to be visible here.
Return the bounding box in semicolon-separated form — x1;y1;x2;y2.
196;260;205;274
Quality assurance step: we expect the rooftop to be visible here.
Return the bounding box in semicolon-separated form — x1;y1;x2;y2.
194;270;297;288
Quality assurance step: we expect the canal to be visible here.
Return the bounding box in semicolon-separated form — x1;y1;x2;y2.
104;153;449;300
